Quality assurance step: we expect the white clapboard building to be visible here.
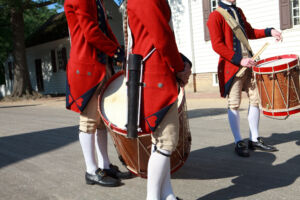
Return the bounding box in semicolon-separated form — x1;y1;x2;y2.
170;0;300;93
1;0;299;97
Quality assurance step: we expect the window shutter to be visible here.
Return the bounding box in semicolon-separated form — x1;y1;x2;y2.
279;0;292;30
51;50;57;73
62;47;67;71
203;0;211;41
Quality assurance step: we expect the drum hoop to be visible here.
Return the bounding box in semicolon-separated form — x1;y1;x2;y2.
253;54;299;74
262;106;300;117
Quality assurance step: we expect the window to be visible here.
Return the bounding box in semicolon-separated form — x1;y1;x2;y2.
203;0;212;41
8;62;13;80
57;47;67;71
211;0;218;12
51;50;57;73
292;0;300;26
203;0;219;41
212;73;219;86
280;0;300;29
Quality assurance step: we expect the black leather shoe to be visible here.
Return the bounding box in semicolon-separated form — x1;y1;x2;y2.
176;197;183;200
248;137;278;152
235;141;250;157
85;168;121;187
103;164;133;179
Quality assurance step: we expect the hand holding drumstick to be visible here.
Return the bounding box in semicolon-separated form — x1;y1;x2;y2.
236;29;283;77
236;42;270;77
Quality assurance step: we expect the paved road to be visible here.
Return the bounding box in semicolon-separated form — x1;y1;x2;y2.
0;95;299;200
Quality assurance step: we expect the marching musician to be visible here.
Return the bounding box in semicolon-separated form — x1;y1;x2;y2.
64;0;132;187
123;0;191;199
207;0;282;157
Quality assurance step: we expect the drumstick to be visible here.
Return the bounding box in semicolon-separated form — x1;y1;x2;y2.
236;42;270;77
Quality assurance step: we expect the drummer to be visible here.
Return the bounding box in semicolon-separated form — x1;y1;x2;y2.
124;0;191;199
207;0;282;157
64;0;132;187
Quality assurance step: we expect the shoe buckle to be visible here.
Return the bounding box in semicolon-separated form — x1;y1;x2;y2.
97;170;106;177
237;142;245;148
257;137;264;144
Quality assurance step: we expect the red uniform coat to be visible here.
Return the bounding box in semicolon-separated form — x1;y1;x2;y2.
64;0;120;113
127;0;185;133
207;3;272;97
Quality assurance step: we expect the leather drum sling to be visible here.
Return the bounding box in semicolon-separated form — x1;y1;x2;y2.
216;7;253;77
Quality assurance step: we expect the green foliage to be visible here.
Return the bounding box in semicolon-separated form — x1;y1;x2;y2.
0;0;63;63
0;4;12;64
24;7;58;38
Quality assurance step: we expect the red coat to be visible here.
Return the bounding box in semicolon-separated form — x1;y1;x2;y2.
64;0;120;113
127;0;185;133
207;4;272;97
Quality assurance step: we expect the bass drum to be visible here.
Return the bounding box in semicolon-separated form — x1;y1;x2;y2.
98;71;191;178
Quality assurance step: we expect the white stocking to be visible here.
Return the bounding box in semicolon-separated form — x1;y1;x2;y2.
79;131;97;175
95;129;110;169
147;148;174;200
228;109;242;143
161;161;176;200
248;106;260;142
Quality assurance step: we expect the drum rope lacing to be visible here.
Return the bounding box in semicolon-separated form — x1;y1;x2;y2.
271;64;289;119
295;59;300;103
266;61;300;120
261;73;273;110
255;56;300;120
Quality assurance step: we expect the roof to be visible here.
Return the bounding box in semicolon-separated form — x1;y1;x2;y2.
26;12;69;47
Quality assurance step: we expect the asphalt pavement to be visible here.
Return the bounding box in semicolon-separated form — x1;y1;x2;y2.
0;94;299;200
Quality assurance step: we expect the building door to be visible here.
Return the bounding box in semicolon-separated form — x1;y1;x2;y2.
35;59;44;92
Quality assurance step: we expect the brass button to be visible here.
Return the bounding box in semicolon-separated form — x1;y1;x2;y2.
76;70;80;74
87;72;91;76
158;83;163;88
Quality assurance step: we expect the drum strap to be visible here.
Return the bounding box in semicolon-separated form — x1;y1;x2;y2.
216;7;253;55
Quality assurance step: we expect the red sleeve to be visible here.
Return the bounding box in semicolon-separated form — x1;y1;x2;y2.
75;0;119;57
239;9;267;40
129;0;184;72
207;11;235;62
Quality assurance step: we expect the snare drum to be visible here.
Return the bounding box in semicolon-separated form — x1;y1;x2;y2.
253;54;300;118
98;71;191;178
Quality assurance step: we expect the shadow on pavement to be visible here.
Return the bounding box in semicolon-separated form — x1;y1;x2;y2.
0;126;78;169
172;131;300;200
187;108;246;119
0;104;40;109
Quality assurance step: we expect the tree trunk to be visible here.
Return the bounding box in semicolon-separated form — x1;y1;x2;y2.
10;7;33;97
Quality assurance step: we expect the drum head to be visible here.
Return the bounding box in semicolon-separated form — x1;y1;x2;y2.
100;72;127;131
254;54;299;73
257;58;296;68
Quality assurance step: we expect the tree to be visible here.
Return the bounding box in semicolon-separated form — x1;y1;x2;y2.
0;0;63;97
